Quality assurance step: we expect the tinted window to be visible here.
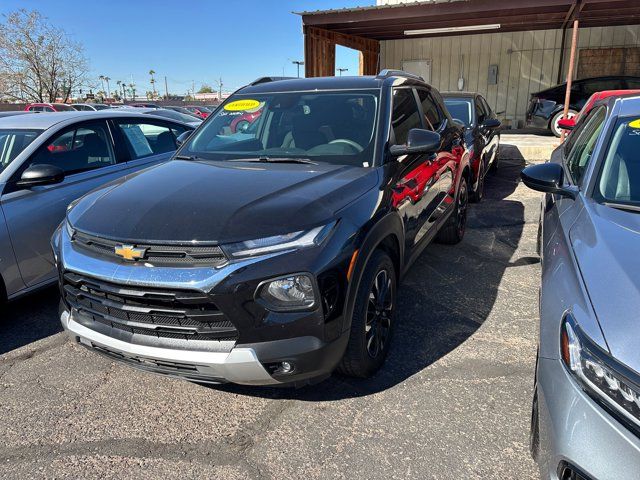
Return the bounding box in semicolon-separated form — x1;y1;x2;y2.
625;79;640;89
581;79;623;96
417;89;443;130
392;88;421;144
115;120;177;159
596;116;640;205
29;123;116;175
0;129;42;172
565;106;606;185
444;98;473;127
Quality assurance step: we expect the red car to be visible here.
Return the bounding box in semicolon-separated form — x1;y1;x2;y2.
184;106;211;119
558;89;640;131
24;103;75;113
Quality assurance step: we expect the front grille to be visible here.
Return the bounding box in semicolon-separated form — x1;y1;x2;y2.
63;272;237;342
72;230;227;267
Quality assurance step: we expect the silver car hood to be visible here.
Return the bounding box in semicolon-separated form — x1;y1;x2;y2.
570;199;640;372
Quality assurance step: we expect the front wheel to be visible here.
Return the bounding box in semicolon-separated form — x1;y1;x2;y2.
436;176;469;244
471;162;485;203
338;250;396;378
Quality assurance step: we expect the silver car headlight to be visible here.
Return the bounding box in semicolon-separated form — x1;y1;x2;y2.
222;222;335;259
562;315;640;432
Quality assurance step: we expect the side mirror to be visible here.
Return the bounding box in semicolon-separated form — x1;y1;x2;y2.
389;129;441;156
482;118;501;129
16;164;65;188
558;118;575;131
176;130;193;146
520;163;576;199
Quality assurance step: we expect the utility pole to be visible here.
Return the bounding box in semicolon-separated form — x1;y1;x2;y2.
164;76;169;99
292;60;304;78
337;68;348;76
218;77;223;101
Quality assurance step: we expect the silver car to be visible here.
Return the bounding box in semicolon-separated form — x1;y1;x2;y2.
521;95;640;479
0;111;193;301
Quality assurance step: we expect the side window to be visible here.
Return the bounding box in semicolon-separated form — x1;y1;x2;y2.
480;96;492;116
44;107;55;112
625;79;640;89
475;100;484;124
391;88;421;145
170;124;189;139
565;106;606;185
115;120;177;159
417;89;443;131
29;123;116;175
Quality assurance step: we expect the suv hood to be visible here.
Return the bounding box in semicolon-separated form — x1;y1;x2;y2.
68;159;378;244
570;200;640;371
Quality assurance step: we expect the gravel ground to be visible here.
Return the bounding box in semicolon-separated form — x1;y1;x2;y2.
0;156;541;480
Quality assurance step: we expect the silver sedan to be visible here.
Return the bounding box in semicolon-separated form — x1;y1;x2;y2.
0;110;194;301
521;94;640;479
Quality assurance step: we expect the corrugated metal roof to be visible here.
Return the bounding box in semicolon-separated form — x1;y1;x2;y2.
294;0;466;17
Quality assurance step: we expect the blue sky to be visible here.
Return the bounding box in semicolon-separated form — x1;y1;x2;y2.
1;0;375;95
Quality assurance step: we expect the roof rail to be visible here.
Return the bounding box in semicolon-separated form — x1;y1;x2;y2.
249;76;296;86
376;69;424;82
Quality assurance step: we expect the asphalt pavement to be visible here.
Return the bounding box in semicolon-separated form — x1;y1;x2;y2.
0;155;542;479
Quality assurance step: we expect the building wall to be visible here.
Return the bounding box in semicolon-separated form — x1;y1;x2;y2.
380;25;640;127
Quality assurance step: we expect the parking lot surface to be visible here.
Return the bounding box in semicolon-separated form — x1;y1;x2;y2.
0;157;541;479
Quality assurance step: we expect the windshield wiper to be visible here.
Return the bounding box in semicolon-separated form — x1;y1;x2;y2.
229;156;318;165
603;202;640;213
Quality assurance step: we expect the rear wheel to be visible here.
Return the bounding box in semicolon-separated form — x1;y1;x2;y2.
339;250;396;378
436;176;469;245
550;109;577;138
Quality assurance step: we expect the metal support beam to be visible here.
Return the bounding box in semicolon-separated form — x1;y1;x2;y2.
561;18;580;142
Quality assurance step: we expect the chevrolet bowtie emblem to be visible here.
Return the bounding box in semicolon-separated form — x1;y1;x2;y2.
114;244;147;261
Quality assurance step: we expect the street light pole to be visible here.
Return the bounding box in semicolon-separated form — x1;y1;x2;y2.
337;68;349;76
292;60;304;78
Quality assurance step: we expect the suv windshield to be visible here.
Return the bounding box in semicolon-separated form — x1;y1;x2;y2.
0;129;42;172
183;90;379;167
444;98;473;127
595;117;640;208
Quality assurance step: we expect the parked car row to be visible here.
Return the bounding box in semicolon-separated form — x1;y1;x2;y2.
521;92;640;479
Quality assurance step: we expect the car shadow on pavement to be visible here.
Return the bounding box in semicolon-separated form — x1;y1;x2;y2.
215;156;532;401
0;286;61;355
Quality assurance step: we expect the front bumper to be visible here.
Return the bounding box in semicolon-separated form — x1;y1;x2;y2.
536;357;640;479
55;223;352;386
61;307;348;386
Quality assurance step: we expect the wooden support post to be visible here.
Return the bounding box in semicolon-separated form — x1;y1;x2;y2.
304;26;379;78
561;19;579;142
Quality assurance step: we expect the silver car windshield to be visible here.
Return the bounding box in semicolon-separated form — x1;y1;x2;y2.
596;117;640;208
183;90;379;167
0;129;43;172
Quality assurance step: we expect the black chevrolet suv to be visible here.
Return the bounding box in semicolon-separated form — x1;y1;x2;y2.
53;71;470;387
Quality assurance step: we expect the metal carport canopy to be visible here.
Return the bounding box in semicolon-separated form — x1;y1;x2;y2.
298;0;640;41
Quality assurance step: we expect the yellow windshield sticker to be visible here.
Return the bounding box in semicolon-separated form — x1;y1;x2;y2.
629;119;640;129
224;99;260;112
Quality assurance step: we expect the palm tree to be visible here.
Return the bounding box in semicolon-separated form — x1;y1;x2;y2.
116;80;123;101
149;69;156;96
98;75;105;93
128;83;136;100
104;76;111;99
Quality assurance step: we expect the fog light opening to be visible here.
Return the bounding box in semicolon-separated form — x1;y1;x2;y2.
265;361;296;375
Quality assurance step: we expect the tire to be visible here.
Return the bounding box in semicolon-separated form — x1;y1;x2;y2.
338;250;396;378
436;176;469;245
550;109;577;138
471;162;485;203
529;387;540;461
489;146;499;172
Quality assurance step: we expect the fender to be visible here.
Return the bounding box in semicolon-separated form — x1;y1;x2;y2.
340;211;404;334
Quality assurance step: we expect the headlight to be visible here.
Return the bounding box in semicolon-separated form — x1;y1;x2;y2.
257;274;316;311
222;222;335;259
561;315;640;432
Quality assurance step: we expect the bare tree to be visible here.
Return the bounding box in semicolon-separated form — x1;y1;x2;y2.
0;9;90;102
